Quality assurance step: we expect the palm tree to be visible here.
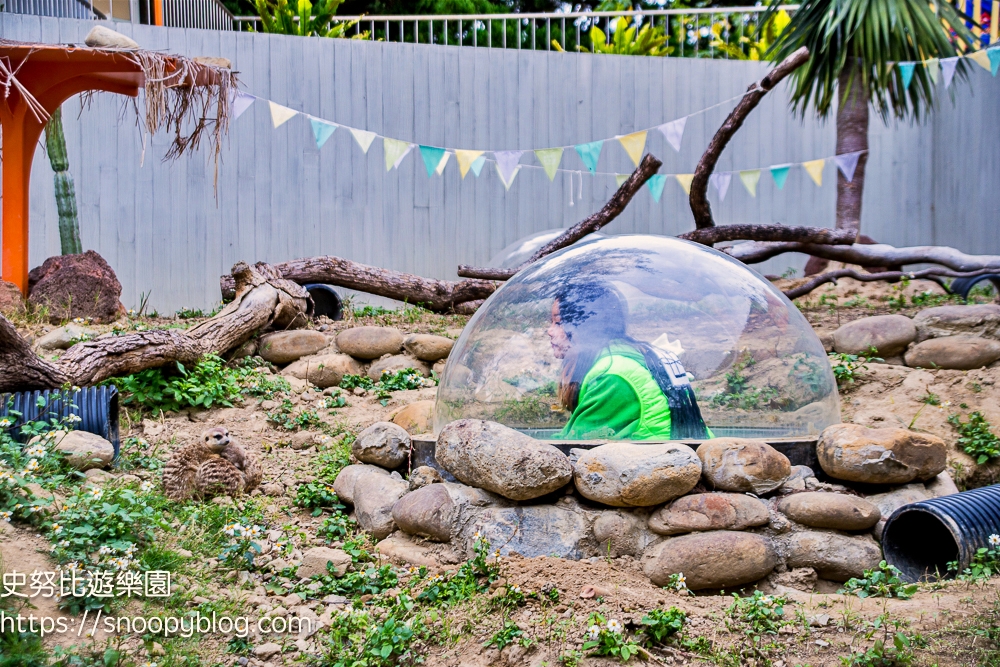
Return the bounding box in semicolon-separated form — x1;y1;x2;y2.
765;0;979;235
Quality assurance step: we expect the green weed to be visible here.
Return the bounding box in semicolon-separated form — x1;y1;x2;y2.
640;607;686;646
840;561;919;599
948;411;1000;464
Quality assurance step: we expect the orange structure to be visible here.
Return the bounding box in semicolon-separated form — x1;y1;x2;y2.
0;43;148;294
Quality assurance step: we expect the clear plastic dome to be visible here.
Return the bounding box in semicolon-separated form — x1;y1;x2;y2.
435;235;840;440
488;229;605;269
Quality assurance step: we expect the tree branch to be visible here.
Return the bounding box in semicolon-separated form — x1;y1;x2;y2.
689;46;811;230
457;153;663;280
781;267;1000;300
679;224;856;246
726;241;1000;270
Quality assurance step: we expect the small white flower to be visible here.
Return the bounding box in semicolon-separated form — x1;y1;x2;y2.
51;523;63;534
674;573;687;589
0;418;12;429
98;545;114;555
65;414;82;424
73;318;85;324
990;534;1000;547
59;540;70;548
586;625;601;641
66;561;80;571
0;511;11;522
607;619;623;634
24;444;46;458
87;487;103;500
140;480;155;493
25;459;40;471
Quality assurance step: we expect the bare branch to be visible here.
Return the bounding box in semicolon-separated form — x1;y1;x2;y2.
781;267;1000;301
679;224;855;246
727;241;1000;270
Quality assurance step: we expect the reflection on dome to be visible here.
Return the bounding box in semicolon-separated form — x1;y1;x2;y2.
488;229;605;269
435;235;840;440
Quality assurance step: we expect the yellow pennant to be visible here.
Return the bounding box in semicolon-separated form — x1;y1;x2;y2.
615;174;629;188
384;138;412;171
969;49;992;72
534;148;564;181
618;131;647;167
802;159;825;186
925;58;940;84
739;170;760;197
435;152;451;176
675;173;695;195
455;150;485;179
268;101;297;128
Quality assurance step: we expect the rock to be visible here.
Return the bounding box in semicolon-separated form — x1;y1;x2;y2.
0;280;25;316
288;432;317;450
298;547;351;579
777;492;881;531
28;251;124;323
403;334;454;362
779;465;816;493
230;339;257;360
697;439;791;495
648;492;769;536
433;360;447;377
83;469;114;484
376;533;452;567
336;327;404;360
258;331;327;365
572;443;702;507
367;355;431;380
904;336;1000;370
282;354;362;389
352;474;409;539
926;471;960;498
352;422;410;469
592;511;658;558
392;483;453;541
252;642;281;660
408;465;443;491
84;25;139;49
332;464;389;504
783;531;882;581
770;568;818;592
192;56;232;69
468;504;592;559
913;304;1000;342
817;424;947;484
34;324;93;350
832;315;917;357
54;431;114;470
436;420;572;501
262;482;284;496
392;401;435;435
642;531;776;591
865;481;932;543
285;376;311;392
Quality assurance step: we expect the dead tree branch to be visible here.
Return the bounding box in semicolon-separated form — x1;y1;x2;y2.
689;47;811;230
781;267;1000;300
679;225;856;246
726;241;1000;270
457;153;663;280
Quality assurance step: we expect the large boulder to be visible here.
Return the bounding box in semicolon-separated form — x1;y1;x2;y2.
783;531;882;581
28;251;124;323
777;492;881;531
258;330;328;365
352;422;410;469
336;327;404;360
332;464;388;504
391;483;453;542
592;511;659;558
0;280;25;316
572;443;702;507
352;474;409;540
913;304;1000;342
298;547;351;579
367;355;431;380
648;492;769;536
392;401;435;435
642;531;776;591
403;334;454;362
832;315;917;357
54;431;115;471
817;424;947;485
903;336;1000;370
436;420;572;501
464;503;592;559
282;354;362;388
696;439;791;495
864;483;932;539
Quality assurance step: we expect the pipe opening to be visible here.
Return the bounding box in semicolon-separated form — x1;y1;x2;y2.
883;508;959;582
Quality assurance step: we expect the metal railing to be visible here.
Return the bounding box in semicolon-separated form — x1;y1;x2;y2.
162;0;232;30
1;0;102;19
234;6;799;58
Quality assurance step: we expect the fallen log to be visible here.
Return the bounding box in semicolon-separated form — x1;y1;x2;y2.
726;241;1000;271
0;262;309;393
781;267;1000;300
678;225;856;246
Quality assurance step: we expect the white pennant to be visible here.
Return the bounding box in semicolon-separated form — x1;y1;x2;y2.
493;150;523;186
941;57;959;89
710;172;732;201
232;91;256;119
350;128;377;154
834;152;862;183
657;117;687;153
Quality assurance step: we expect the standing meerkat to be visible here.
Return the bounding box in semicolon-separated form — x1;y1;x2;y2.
162;427;261;501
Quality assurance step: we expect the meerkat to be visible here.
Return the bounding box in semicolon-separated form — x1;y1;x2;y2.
162;427;261;501
218;441;262;492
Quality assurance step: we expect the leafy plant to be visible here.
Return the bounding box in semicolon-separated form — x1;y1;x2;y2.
112;355;243;412
640;607;686;646
710;9;790;60
829;348;882;387
266;399;323;431
948;412;1000;464
254;0;364;37
728;591;789;635
840;614;926;667
554;17;671;56
582;613;641;662
416;539;500;606
485;620;525;650
840;561;919;600
295;482;343;516
218;522;265;570
948;535;1000;582
341;369;427;406
318;512;355;540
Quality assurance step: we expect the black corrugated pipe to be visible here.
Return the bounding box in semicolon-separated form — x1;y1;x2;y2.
882;483;1000;582
0;386;120;457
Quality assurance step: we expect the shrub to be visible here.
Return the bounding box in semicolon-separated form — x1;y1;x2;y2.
640;607;686;646
948;411;1000;464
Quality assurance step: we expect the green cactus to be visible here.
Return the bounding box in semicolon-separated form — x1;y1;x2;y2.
44;106;82;256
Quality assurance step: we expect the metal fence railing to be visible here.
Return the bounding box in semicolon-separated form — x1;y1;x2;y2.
2;0;102;19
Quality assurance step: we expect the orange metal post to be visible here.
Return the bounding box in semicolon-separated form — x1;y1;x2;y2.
154;0;164;26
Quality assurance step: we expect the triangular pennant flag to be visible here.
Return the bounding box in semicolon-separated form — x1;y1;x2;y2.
456;150;485;179
646;174;666;203
350;128;377;153
969;49;992;72
941;57;959;89
925;58;940;84
618;131;647;167
309;118;337;149
494;150;524;185
574;140;603;174
534;148;563;181
495;163;520;190
834;152;862;183
739;170;760;197
384;138;412;171
658;117;686;153
675;174;694;195
897;62;916;90
710;172;732;201
268;101;297;128
769;164;792;190
232;91;256;119
988;47;1000;76
802;159;825;186
434;152;451;176
470;155;486;177
615;174;629;188
419;145;446;177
